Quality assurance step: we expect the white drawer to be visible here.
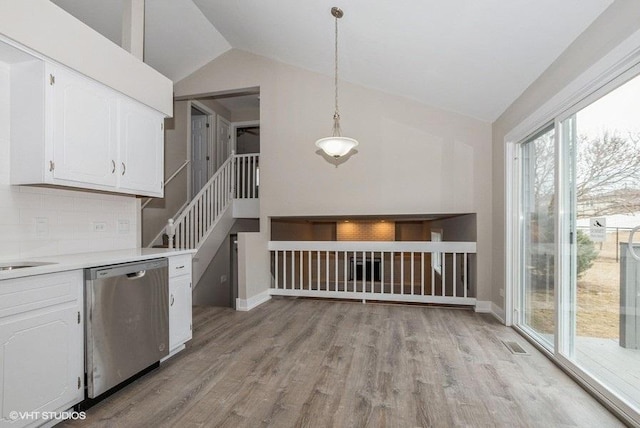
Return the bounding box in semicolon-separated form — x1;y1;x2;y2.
0;270;82;319
168;254;192;278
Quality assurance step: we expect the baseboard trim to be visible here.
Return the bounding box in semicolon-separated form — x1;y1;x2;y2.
474;300;492;313
236;289;271;311
474;300;507;325
491;302;506;324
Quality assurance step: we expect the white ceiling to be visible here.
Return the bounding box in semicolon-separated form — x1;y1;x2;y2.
214;94;260;112
51;0;612;121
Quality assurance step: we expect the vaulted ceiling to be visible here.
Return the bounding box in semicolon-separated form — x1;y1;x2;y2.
52;0;613;121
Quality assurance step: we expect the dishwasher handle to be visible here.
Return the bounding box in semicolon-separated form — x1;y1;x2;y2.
126;270;146;279
85;258;167;280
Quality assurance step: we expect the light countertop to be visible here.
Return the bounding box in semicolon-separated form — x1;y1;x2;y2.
0;248;196;280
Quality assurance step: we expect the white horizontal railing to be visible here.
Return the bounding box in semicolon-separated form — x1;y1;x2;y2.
269;241;477;305
234;153;259;199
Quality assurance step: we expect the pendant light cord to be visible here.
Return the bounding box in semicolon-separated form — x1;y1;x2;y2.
333;13;342;137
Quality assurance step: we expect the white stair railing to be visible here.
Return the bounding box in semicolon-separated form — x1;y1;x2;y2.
168;155;234;249
165;152;260;250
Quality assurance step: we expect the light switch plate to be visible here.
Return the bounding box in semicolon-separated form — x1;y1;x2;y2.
118;219;130;234
93;222;107;232
35;217;48;237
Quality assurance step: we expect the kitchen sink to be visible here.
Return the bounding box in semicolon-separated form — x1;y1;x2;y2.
0;261;57;271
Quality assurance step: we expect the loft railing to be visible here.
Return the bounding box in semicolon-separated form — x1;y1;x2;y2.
269;241;477;305
165;152;260;250
234;153;259;199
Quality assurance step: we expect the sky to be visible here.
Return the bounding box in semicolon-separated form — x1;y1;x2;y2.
576;72;640;139
573;71;640;224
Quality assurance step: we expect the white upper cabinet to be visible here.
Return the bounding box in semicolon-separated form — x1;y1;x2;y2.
9;56;165;197
49;63;119;188
118;97;164;195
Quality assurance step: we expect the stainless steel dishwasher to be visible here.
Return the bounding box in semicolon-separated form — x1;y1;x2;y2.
85;258;169;398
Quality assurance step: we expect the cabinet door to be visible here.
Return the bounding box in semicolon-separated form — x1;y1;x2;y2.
0;273;83;427
49;64;118;187
169;275;192;350
119;97;164;197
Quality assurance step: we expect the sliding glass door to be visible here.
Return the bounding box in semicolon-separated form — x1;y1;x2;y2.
519;125;556;349
562;73;640;409
516;70;640;420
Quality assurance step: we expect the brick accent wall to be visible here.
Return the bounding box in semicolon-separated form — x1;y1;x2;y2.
336;221;395;241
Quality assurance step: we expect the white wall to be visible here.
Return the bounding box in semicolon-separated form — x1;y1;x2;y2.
0;62;138;261
237;231;269;300
175;49;493;303
231;108;259;123
491;0;640;312
194;219;259;306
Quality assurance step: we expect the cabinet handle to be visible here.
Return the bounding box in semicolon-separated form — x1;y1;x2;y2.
49;160;55;172
111;160;116;173
176;265;185;270
170;294;174;306
122;162;126;175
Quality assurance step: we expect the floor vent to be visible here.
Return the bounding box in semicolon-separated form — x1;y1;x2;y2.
502;340;529;355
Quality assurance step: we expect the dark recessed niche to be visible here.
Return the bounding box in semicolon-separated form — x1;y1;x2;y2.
270;214;476;242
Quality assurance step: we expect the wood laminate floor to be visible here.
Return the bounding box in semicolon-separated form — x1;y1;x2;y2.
61;298;624;427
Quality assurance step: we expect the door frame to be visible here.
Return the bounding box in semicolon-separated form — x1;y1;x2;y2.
187;100;215;200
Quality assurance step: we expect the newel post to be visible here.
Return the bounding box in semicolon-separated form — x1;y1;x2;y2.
166;218;175;249
230;149;236;199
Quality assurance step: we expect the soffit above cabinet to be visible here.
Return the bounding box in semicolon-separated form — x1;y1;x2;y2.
0;0;172;117
0;40;34;64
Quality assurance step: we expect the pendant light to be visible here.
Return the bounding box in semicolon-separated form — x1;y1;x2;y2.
315;7;359;158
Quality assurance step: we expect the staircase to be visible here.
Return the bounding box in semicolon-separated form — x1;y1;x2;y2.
152;152;259;285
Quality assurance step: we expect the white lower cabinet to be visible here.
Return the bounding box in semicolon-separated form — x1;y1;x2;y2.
0;271;84;428
169;275;193;350
167;254;193;355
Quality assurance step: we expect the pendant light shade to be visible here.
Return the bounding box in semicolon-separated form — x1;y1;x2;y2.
315;136;359;158
315;7;359;159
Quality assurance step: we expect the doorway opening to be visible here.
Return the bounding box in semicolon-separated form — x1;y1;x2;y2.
186;91;260;202
190;104;211;199
234;123;260;154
